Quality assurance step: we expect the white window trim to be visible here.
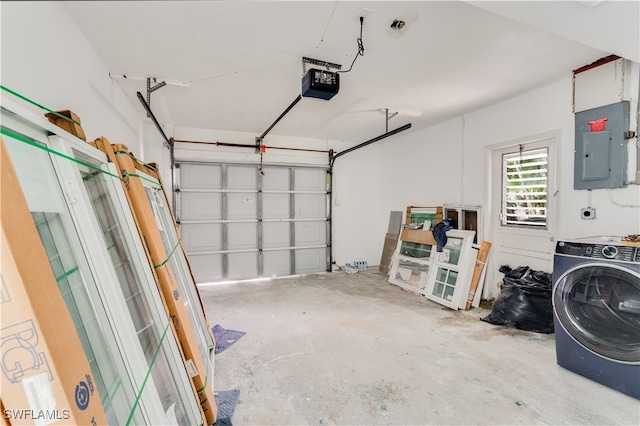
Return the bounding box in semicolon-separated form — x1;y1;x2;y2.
488;132;559;239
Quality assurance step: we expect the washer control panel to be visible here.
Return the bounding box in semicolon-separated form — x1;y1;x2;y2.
556;241;639;263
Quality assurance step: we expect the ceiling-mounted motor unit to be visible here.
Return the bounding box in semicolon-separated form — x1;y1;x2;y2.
301;57;341;100
302;68;340;100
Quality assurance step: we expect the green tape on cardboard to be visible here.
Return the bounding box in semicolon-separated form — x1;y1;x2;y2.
114;150;160;172
154;240;182;269
113;150;162;187
121;172;162;188
1;85;81;125
196;374;208;393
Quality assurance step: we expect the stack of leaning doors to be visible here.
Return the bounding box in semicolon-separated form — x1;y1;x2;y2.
92;138;217;423
1;94;215;425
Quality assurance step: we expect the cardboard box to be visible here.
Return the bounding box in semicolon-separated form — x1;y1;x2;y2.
400;228;438;246
44;110;87;141
1;138;107;425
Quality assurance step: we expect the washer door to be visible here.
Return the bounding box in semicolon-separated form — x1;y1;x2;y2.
553;263;640;363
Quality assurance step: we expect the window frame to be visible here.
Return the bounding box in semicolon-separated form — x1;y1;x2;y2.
494;136;557;236
501;146;549;229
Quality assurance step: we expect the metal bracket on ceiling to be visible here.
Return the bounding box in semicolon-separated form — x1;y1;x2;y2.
302;57;342;74
146;77;167;117
383;108;398;133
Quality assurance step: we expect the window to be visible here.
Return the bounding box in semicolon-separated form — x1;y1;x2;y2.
501;146;548;228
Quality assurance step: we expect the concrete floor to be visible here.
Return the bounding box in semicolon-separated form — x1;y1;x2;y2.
200;270;640;425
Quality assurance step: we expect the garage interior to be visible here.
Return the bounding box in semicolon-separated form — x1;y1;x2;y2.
1;1;639;425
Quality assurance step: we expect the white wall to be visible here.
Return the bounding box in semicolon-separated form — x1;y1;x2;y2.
330;143;384;265
1;2;140;153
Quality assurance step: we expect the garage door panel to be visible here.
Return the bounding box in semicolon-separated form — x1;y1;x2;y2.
182;223;222;252
178;162;328;281
181;192;221;220
181;164;221;188
189;254;223;283
262;167;289;190
228;252;258;280
263;251;290;277
228;223;257;250
295;248;327;274
295;169;326;191
263;222;289;248
263;193;289;219
295;194;325;218
228;165;257;189
227;193;257;219
295;221;326;245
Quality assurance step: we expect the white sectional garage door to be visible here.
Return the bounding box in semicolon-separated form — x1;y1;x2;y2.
175;162;330;283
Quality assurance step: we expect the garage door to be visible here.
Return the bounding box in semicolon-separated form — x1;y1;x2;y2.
175;162;330;283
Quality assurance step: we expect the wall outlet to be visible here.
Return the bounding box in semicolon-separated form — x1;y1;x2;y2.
581;207;596;220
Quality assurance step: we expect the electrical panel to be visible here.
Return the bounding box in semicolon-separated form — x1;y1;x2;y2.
574;101;629;190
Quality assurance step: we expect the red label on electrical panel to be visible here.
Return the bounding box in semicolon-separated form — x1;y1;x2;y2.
588;118;608;132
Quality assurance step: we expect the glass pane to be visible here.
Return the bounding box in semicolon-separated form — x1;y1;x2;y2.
79;156;197;425
432;282;445;298
400;242;432;259
395;260;430;289
443;284;455;301
446;270;458;285
408;208;439;225
436;267;447;282
32;212;134;425
443;238;462;265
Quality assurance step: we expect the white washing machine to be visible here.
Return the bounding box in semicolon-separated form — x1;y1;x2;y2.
552;238;640;400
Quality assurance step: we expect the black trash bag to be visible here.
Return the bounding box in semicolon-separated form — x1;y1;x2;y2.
481;265;554;334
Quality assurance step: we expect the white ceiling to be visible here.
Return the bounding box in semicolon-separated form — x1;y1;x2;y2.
63;1;639;144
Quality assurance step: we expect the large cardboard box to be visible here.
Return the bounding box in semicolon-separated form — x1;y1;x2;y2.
44;110;87;141
1;138;107;425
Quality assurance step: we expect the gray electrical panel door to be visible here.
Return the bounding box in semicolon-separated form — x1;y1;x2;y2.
574;101;629;189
